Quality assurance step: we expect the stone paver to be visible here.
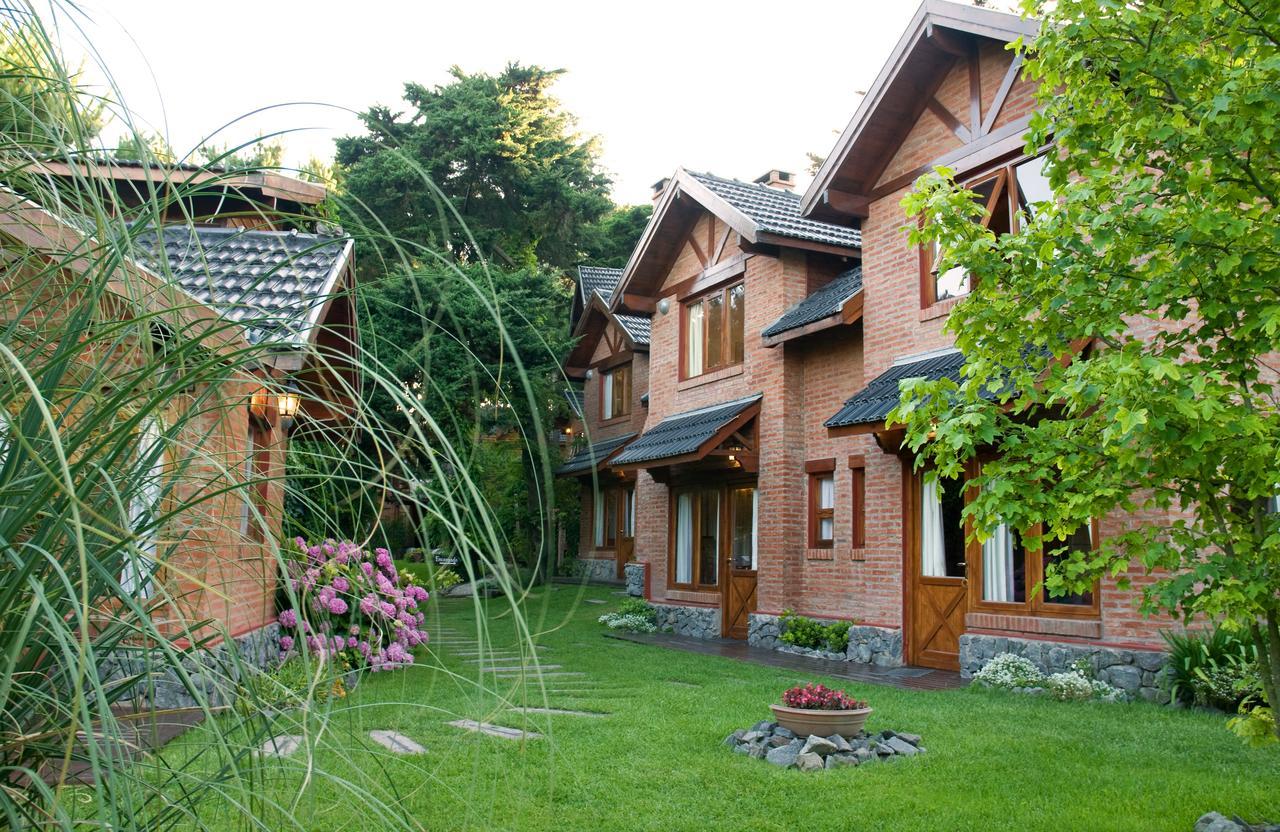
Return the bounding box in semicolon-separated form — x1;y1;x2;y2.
507;707;608;718
585;599;607;605
483;665;563;673
369;730;426;754
447;720;541;740
258;734;303;757
491;671;585;679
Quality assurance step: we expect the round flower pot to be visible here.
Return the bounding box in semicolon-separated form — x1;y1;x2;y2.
769;704;873;739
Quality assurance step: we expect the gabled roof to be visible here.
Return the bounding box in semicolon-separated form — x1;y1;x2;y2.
762;267;864;345
825;349;965;429
612;394;761;468
800;0;1039;218
613;168;861;309
556;432;637;476
134;225;353;347
578;265;623;304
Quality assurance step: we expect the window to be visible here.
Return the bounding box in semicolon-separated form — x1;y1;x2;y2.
809;473;835;547
242;416;271;543
593;483;632;550
602;363;631;420
729;486;757;570
124;418;164;598
921;473;967;578
684;282;745;377
672;485;733;588
849;458;866;549
921;153;1053;308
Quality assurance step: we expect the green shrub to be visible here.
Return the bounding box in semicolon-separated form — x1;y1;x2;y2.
1162;626;1265;710
779;610;852;654
616;598;656;622
395;559;461;591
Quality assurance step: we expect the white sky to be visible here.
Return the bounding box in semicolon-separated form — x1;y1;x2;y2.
55;0;962;205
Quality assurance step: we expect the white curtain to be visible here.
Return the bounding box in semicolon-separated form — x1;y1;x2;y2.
820;476;835;541
624;489;635;536
920;475;947;577
751;488;759;570
602;372;614;420
676;493;693;583
686;302;704;376
124;418;164;598
593;489;605;548
982;523;1016;602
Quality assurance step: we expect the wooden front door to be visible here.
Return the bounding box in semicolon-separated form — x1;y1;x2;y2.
721;485;757;639
907;467;968;670
615;486;635;579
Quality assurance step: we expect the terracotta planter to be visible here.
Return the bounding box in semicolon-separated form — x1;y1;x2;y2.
769;704;873;739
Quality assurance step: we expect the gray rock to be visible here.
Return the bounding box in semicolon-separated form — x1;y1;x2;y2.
895;732;922;747
885;736;919;756
741;731;765;744
800;735;839;758
1135;650;1166;672
369;730;426;755
1107;664;1143;694
825;733;853;753
853;747;874;764
765;740;802;769
751;720;775;733
723;729;746;746
768;735;791;748
1195;813;1244;832
828;752;859;767
748;742;768;759
796;752;825;772
732;743;751;756
774;726;795;740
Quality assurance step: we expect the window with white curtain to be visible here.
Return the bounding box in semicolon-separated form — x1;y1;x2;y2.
602;372;614;420
920;473;966;578
593;489;605;548
675;492;693;584
981;522;1025;603
685;302;704;377
123;417;164;598
809;469;835;547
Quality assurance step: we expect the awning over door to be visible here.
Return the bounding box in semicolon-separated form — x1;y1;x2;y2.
612;394;761;469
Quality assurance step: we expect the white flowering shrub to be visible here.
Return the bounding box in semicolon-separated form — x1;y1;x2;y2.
973;653;1046;689
597;613;657;633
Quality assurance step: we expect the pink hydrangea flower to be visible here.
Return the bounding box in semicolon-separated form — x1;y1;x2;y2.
278;609;297;629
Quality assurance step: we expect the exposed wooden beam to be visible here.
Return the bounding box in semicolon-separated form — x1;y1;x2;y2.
926;23;970;57
868;114;1035;200
711;222;732;265
755;232;861;258
823;188;871;219
926;97;971;143
686;231;708;268
979;53;1024;137
617;293;656;314
968;46;982;133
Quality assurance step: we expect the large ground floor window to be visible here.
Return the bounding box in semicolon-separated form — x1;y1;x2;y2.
671;482;756;589
593;483;634;549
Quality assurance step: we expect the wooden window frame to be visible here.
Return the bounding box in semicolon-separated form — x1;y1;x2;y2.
920;152;1050;309
668;478;756;590
600;363;631;422
680;281;745;380
806;458;837;549
848;455;866;549
593;483;631;552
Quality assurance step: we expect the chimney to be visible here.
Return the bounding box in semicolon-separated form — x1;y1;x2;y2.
754;169;795;191
651;176;671;203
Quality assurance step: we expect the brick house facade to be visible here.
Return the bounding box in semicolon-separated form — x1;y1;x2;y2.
568;0;1177;696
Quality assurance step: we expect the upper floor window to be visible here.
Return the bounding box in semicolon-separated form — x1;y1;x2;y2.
922;153;1052;308
684;282;744;377
602;363;631;421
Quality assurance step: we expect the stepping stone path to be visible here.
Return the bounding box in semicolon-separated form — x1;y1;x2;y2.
507;707;608;718
369;730;426;755
483;665;563;673
258;735;303;757
448;720;541;741
585;599;607;605
492;671;584;679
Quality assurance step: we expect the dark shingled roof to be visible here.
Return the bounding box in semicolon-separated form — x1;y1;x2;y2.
762;267;863;339
134;225;351;346
612;394;761;466
556;432;636;476
687;171;861;249
578;265;623;304
563;385;584;419
825;350;966;428
616;313;651;347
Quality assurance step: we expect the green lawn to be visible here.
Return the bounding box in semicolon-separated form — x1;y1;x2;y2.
170;586;1279;831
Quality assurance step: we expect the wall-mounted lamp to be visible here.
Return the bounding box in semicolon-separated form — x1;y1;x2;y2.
657;298;671;316
278;382;302;433
585;368;594;380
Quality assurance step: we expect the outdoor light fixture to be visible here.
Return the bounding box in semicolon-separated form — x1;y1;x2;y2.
657;298;671;315
277;382;302;433
585;368;594;379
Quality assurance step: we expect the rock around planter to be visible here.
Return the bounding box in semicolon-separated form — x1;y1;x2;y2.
769;704;873;739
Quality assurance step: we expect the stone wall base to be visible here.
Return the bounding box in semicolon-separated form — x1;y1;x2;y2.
653;603;720;639
99;623;283;711
624;562;645;597
571;557;618;583
959;633;1170;703
748;614;904;667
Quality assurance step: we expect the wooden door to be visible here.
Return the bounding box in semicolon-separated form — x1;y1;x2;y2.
615;485;635;579
721;485;757;639
907;467;968;670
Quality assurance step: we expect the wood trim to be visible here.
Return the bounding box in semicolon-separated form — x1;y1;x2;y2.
841;291;865;324
822;188;870;219
711;221;733;266
868;114;1035;201
687;230;709;268
761;312;846;348
754;231;861;258
980;53;1023;137
850;462;866;549
967;45;982;133
805;458;837;473
678;253;749;301
847;454;868;469
807;470;836;549
678;279;745;381
926;97;971;143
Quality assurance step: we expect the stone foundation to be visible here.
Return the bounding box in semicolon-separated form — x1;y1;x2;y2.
959;633;1170;703
572;557;618;583
99;623;283;710
653;603;720;639
624;562;645;597
748;614;904;667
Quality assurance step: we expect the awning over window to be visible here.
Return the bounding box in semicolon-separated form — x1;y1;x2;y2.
555;433;636;477
825;350;965;429
612;394;761;468
761;267;863;346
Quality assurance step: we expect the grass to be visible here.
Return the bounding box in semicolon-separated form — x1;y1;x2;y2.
165;586;1279;831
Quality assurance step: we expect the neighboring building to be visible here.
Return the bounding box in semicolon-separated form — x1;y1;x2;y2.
557;265;652;581
1;162;357;673
580;0;1174;698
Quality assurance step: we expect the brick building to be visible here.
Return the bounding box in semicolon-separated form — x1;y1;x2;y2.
566;0;1176;696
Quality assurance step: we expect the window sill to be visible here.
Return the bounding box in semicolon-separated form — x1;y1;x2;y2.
678;364;744;391
919;296;963;322
848;547;867;562
665;588;721;605
598;414;631;428
966;611;1102;639
804;547;835;561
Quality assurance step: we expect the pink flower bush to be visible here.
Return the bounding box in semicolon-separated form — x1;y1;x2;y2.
780;683;867;711
278;537;430;672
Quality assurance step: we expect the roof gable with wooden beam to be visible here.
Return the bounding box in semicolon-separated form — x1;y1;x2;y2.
565;292;649;379
800;0;1040;221
612;168;860;312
